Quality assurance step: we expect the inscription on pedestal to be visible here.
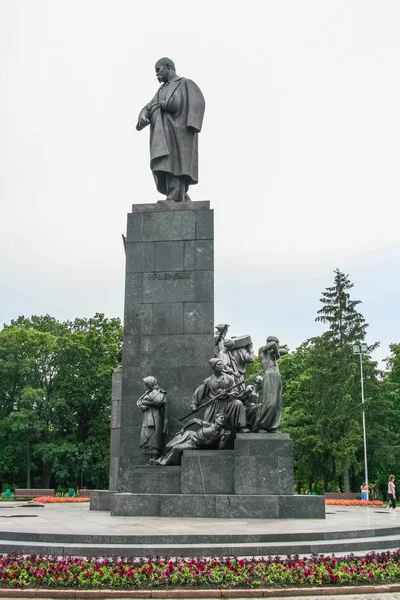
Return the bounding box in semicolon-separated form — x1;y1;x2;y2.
147;272;191;280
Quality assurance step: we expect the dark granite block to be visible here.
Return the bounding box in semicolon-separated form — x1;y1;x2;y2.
155;241;184;271
184;240;214;271
152;303;184;335
111;493;161;516
118;457;146;490
234;433;292;456
195;209;214;240
118;404;141;431
180;366;212;397
118;426;141;459
112;367;122;401
216;495;279;519
101;492;326;519
142;272;195;303
183;302;213;334
278;495;325;519
143;212;195;242
132;201;210;213
140;334;213;370
126;242;155;272
126;212;144;242
110;429;121;458
278;456;295;494
122;335;142;367
160;494;216;518
195;271;214;301
130;466;181;494
124;304;153;336
141;335;196;368
181;450;234;494
195;334;214;365
90;490;113;511
121;367;144;403
234;434;294;496
109;457;119;490
111;399;121;428
124;272;143;305
234;457;280;495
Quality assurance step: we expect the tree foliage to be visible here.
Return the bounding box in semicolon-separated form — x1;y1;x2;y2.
0;314;122;491
281;269;386;494
315;268;367;345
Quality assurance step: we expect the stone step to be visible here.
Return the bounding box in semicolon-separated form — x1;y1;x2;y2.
0;533;399;557
1;524;400;545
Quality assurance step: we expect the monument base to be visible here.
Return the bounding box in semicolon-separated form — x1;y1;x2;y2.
91;434;325;519
110;492;324;519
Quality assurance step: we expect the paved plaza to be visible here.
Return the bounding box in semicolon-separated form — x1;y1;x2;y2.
0;502;399;557
0;502;397;537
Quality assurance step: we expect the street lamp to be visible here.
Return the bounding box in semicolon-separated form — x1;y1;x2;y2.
353;342;369;501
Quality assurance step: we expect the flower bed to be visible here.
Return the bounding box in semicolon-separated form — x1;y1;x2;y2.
32;496;90;503
1;552;400;589
325;499;383;507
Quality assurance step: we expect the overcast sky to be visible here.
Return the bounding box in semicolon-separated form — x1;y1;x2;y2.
1;0;399;364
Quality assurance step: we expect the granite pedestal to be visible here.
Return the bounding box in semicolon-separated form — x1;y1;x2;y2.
110;200;214;493
106;434;325;519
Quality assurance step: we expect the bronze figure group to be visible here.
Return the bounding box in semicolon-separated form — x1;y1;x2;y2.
137;330;288;465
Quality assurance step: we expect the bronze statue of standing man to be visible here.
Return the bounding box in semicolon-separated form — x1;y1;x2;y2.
136;58;205;203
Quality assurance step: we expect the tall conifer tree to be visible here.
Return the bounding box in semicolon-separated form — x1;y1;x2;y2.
315;268;367;345
313;269;377;491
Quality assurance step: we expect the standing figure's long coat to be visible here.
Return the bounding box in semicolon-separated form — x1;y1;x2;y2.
138;76;206;194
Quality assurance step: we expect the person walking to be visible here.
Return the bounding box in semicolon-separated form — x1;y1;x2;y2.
387;475;396;510
360;482;368;501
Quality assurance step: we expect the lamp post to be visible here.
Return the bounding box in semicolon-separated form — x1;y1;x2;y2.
353;342;369;501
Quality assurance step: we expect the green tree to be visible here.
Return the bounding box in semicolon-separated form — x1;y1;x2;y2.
280;269;383;493
315;268;368;345
314;269;380;491
0;313;122;491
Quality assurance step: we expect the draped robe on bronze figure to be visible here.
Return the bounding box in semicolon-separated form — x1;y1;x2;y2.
138;76;205;196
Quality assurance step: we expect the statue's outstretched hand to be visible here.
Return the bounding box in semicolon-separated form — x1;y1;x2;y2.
136;116;150;131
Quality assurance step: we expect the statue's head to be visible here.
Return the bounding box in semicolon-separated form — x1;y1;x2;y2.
253;375;263;390
223;338;235;350
143;376;157;390
155;57;176;83
215;413;227;426
209;358;224;373
266;335;279;345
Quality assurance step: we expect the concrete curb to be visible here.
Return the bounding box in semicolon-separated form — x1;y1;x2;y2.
1;585;400;598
